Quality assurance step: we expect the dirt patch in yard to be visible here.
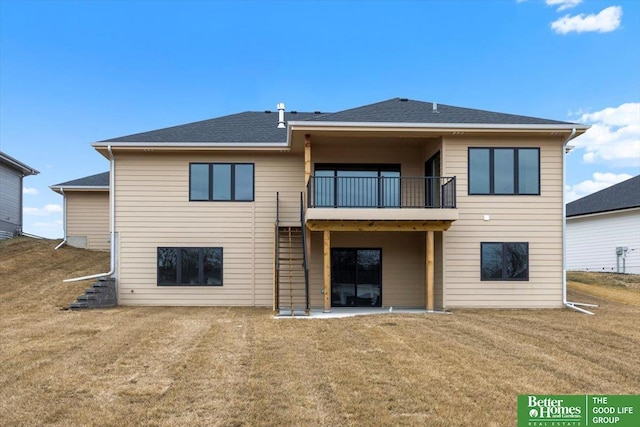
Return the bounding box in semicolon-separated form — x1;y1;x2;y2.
1;238;639;426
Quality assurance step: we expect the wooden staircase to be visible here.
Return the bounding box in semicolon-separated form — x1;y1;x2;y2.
274;192;310;316
276;226;308;315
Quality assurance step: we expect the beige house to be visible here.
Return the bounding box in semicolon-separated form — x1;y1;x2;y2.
50;172;110;251
72;98;589;312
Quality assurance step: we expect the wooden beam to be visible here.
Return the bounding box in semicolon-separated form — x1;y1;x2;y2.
306;220;453;232
304;134;311;188
426;231;435;311
323;230;331;312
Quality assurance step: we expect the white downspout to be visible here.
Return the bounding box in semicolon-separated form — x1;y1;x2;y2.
562;129;598;315
54;188;67;250
63;145;116;283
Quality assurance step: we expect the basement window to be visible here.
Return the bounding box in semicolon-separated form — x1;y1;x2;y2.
157;247;223;286
481;242;529;281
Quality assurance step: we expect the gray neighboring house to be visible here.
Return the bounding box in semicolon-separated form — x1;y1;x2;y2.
50;172;110;250
0;151;39;239
566;175;640;274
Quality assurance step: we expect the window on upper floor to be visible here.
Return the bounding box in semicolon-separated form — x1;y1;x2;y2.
157;247;223;286
189;163;254;201
481;242;529;281
468;148;540;195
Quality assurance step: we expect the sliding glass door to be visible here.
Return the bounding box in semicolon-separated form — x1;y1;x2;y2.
331;249;382;307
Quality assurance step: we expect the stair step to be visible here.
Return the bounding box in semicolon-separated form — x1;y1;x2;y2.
69;302;89;309
92;282;110;288
77;294;96;301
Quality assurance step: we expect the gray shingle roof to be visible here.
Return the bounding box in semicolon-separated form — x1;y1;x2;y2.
52;172;110;188
566;175;640;217
306;98;575;125
102;112;319;143
99;98;580;144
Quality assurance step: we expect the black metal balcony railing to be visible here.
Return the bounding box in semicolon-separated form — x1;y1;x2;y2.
307;176;456;209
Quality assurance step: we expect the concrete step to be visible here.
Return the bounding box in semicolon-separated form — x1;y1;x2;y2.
69;302;89;309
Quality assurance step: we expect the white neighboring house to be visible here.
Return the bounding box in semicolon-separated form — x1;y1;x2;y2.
566;175;640;275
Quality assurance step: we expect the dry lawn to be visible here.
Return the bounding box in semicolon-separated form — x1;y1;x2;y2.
1;238;639;426
568;270;640;307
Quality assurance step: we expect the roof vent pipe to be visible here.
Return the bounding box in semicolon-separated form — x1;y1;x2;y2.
433;102;438;113
277;103;286;128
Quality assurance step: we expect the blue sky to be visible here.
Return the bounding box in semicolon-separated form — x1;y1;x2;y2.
1;0;638;238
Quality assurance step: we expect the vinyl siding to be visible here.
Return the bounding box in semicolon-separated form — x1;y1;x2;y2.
567;208;640;275
0;164;22;233
114;152;303;306
442;136;565;308
65;191;110;250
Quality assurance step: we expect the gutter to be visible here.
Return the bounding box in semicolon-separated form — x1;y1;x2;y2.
562;128;598;315
54;188;67;250
287;120;591;131
0;153;40;176
51;186;109;192
63;145;116;284
92;141;290;149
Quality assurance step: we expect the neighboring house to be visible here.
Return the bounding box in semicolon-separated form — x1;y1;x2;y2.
50;172;110;251
72;98;588;311
0;150;39;239
566;175;640;275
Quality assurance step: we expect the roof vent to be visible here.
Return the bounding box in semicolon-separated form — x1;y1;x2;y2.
264;110;271;113
432;102;439;113
291;110;298;114
400;98;408;102
314;111;321;114
277;103;286;128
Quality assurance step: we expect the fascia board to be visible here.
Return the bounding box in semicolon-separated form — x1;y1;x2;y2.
0;154;40;175
288;121;589;132
91;141;290;149
50;185;109;194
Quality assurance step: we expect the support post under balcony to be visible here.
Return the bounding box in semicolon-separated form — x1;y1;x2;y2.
426;230;435;311
323;230;331;312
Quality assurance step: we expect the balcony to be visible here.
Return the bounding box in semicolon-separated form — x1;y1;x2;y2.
306;176;458;227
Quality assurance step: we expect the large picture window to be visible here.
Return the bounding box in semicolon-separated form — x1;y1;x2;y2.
190;163;254;201
157;247;223;286
481;242;529;281
469;148;539;195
